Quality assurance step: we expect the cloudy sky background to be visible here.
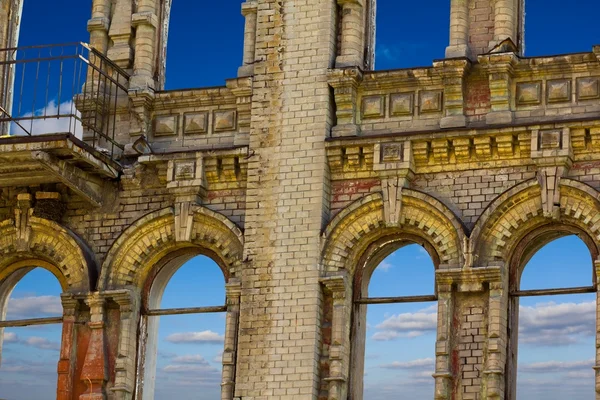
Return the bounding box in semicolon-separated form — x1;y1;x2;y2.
1;0;600;399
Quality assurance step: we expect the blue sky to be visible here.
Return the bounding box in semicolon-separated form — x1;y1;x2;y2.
2;0;600;399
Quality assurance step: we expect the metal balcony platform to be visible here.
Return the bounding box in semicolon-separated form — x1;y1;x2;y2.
0;133;121;206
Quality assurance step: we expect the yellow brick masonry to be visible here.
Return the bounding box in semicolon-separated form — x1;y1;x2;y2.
238;0;337;397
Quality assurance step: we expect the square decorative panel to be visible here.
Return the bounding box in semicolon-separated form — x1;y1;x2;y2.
577;77;600;101
173;161;196;181
546;80;571;103
419;91;443;113
380;143;404;163
154;115;178;137
183;112;208;134
362;96;385;118
389;93;414;116
213;110;237;132
516;82;542;106
538;129;562;150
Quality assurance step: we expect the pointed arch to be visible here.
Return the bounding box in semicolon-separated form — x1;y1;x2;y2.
471;178;600;265
321;189;466;275
100;206;244;290
0;216;95;291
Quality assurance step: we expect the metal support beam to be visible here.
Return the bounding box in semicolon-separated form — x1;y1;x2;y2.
144;305;227;317
355;295;438;305
0;316;63;328
511;286;596;297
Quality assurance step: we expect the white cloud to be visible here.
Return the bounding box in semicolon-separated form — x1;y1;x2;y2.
11;100;82;138
6;295;62;319
171;355;211;365
519;359;594;373
372;305;437;341
24;337;60;351
377;261;393;272
379;358;434;370
1;332;59;351
166;331;224;344
162;364;218;374
3;332;19;343
519;301;595;346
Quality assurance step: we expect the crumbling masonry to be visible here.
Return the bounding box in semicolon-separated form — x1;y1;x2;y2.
0;0;600;399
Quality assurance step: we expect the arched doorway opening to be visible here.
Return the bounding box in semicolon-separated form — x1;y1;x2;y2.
0;266;64;400
508;231;596;400
137;250;232;400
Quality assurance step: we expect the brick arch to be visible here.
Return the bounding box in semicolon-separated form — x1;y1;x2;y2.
321;190;466;275
471;178;600;265
100;206;244;290
0;216;95;292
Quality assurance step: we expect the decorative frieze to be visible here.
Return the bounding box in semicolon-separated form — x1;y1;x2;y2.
361;95;385;119
419;90;444;114
214;110;237;132
389;93;414;116
154;115;178;137
577;77;600;101
516;81;542;106
453;138;471;162
546;79;571;103
183;112;208;135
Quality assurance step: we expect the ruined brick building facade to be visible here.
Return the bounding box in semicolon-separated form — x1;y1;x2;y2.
0;0;599;399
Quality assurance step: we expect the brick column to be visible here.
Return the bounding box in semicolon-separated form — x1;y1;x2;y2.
336;0;365;68
328;67;363;137
111;290;140;400
107;0;134;69
237;0;337;398
321;272;351;400
445;0;469;58
80;295;107;400
437;266;504;400
482;267;508;400
594;260;600;399
130;0;159;89
436;58;471;129
493;0;517;47
479;53;517;125
222;279;241;400
238;1;258;77
57;295;81;400
88;0;111;54
433;283;453;400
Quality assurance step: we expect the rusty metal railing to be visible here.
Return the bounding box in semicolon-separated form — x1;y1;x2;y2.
0;42;129;158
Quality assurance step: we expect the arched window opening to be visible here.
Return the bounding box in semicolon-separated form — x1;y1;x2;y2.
525;0;600;56
163;2;244;90
510;235;595;400
0;267;63;400
141;254;228;400
355;243;437;400
373;2;449;70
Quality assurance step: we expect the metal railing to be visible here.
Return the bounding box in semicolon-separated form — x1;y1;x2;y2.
0;42;129;158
